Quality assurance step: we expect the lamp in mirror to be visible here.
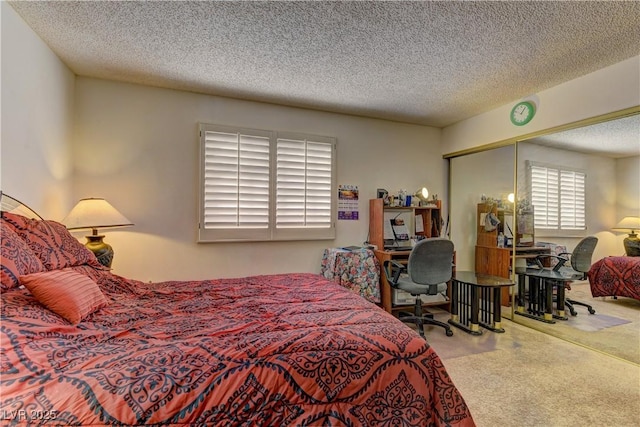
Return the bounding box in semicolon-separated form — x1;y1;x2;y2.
612;216;640;256
62;198;134;267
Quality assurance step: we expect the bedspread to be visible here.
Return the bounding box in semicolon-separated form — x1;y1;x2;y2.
588;256;640;300
1;269;474;426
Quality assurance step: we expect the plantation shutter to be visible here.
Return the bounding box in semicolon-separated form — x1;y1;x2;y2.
559;170;586;230
528;162;586;231
275;135;335;239
199;124;336;242
530;165;559;229
199;125;272;241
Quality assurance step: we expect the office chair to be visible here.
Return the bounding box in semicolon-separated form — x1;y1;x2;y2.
383;238;454;337
535;236;598;316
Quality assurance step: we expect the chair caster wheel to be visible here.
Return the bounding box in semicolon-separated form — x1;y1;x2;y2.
445;329;454;337
588;308;596;314
570;310;578;316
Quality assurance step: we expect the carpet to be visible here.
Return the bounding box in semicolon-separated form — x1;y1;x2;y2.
427;319;640;427
509;281;640;364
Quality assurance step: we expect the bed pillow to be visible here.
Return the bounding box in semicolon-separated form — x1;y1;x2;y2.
20;269;108;324
1;212;103;271
1;221;46;290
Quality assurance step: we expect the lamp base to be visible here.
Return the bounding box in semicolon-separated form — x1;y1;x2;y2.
623;233;640;257
85;235;114;267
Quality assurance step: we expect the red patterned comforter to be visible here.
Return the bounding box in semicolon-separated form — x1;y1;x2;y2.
588;256;640;300
1;268;474;426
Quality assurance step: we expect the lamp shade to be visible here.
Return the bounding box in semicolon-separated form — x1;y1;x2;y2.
413;187;429;202
62;198;133;231
612;216;640;233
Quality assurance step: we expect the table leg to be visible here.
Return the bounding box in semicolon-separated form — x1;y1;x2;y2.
514;275;556;324
450;279;459;324
448;281;482;335
529;277;539;315
479;286;506;333
543;279;554;322
517;274;526;313
491;287;504;332
553;280;568;320
470;285;480;334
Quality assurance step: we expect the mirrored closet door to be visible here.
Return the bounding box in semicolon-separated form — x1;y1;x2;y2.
511;109;640;364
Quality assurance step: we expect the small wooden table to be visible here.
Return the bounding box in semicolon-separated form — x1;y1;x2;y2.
448;271;514;335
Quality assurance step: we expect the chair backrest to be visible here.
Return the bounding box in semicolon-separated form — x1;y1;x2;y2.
407;238;454;285
571;236;598;273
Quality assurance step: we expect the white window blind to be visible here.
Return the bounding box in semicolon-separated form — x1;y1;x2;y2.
202;129;271;229
528;162;586;231
199;124;336;242
276;137;333;229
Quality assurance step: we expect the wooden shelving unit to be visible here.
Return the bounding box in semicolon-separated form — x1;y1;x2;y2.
475;202;547;306
368;198;442;251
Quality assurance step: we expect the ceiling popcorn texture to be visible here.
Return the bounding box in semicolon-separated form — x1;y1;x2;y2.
8;0;640;154
530;114;640;159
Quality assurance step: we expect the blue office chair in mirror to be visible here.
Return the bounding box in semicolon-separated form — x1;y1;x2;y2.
383;238;454;337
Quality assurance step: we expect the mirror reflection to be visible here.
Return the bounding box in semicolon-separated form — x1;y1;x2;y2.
512;112;640;364
448;112;639;364
449;144;515;308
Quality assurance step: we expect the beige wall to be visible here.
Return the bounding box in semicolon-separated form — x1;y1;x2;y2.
616;156;640;218
1;3;76;219
71;78;444;281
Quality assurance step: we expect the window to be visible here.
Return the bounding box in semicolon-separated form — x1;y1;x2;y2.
199;124;336;242
527;161;586;231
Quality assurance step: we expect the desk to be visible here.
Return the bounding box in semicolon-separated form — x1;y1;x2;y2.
515;267;584;323
448;271;514;335
320;248;380;303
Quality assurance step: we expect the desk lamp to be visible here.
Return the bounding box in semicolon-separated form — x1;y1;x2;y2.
62;198;134;267
413;187;429;205
612;216;640;256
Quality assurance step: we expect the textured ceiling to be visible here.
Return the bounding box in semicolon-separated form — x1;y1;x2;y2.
7;1;640;155
527;114;640;159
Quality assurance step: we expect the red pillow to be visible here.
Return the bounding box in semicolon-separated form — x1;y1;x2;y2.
1;221;46;290
1;212;102;271
20;269;108;324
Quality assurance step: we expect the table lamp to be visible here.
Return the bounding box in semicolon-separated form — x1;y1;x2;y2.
612;216;640;256
62;198;134;267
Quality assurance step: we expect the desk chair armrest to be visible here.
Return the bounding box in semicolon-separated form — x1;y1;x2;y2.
535;254;569;271
383;259;406;288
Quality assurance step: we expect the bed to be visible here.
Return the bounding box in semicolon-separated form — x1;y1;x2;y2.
0;195;475;426
588;256;640;301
